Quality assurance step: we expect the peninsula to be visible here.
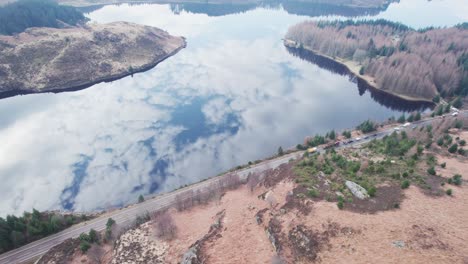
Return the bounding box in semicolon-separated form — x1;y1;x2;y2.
0;22;185;97
0;0;186;98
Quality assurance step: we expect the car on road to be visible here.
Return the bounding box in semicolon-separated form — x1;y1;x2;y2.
394;127;400;131
356;137;361;141
364;136;369;139
307;147;317;154
348;140;354;144
452;112;459;117
403;122;411;127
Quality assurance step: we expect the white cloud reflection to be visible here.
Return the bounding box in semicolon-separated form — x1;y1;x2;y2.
1;0;462;216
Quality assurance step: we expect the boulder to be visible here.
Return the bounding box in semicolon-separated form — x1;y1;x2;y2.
345;181;369;200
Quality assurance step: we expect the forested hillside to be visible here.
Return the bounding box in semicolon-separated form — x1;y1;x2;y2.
285;20;468;101
0;0;86;35
0;209;89;253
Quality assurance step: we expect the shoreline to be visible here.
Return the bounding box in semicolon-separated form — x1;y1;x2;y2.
283;39;434;104
0;38;187;100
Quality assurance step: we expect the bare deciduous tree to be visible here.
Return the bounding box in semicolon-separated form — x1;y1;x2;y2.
285;21;468;100
175;190;194;212
224;173;241;190
87;244;105;264
153;211;178;240
247;172;261;193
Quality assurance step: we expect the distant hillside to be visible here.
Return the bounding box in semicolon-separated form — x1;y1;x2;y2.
0;22;186;97
285;20;468;102
0;0;87;35
287;0;395;8
52;0;397;9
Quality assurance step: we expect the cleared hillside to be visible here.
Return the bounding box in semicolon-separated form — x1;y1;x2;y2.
285;20;468;102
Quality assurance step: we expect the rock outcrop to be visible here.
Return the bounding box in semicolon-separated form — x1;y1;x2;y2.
112;223;168;263
345;180;369;200
0;21;186;97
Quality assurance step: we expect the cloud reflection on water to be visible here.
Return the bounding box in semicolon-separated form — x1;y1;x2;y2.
1;1;465;216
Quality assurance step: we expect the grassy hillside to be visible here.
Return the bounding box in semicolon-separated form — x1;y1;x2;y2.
0;0;87;35
285;20;468;101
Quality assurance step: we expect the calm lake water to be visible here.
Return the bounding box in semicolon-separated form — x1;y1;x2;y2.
0;0;466;216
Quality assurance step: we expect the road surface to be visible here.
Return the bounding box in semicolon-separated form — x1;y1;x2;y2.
0;110;466;264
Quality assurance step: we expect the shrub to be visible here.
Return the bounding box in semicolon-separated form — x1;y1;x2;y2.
427;167;436;176
448;144;458;153
88;229;98;243
414;112;421;121
460;140;466;146
106;218;115;228
357;120;376;133
401;180;410;189
307;135;326;147
79;233;90;242
444;104;451;113
437;137;444;146
278;146;284;156
451;174;462;186
307;189;319;198
417;145;424;155
436;106;444;116
425;141;432;149
337;200;344;209
342;130;351;139
138;194;144;203
432;95;440;103
446;189;453;196
135;213;150;226
407;114;414;122
454;120;463;129
367;186;377;197
441;162;446;168
451;97;463;108
80;240;91;253
458;148;466;155
397;114;406;123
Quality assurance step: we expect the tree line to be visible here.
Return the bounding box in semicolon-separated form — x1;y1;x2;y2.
0;209;89;253
0;0;87;35
286;19;468;101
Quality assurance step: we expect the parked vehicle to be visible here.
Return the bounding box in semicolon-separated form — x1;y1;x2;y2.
307;147;317;154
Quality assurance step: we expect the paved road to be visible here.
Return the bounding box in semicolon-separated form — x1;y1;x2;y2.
1;110;466;264
0;151;300;264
